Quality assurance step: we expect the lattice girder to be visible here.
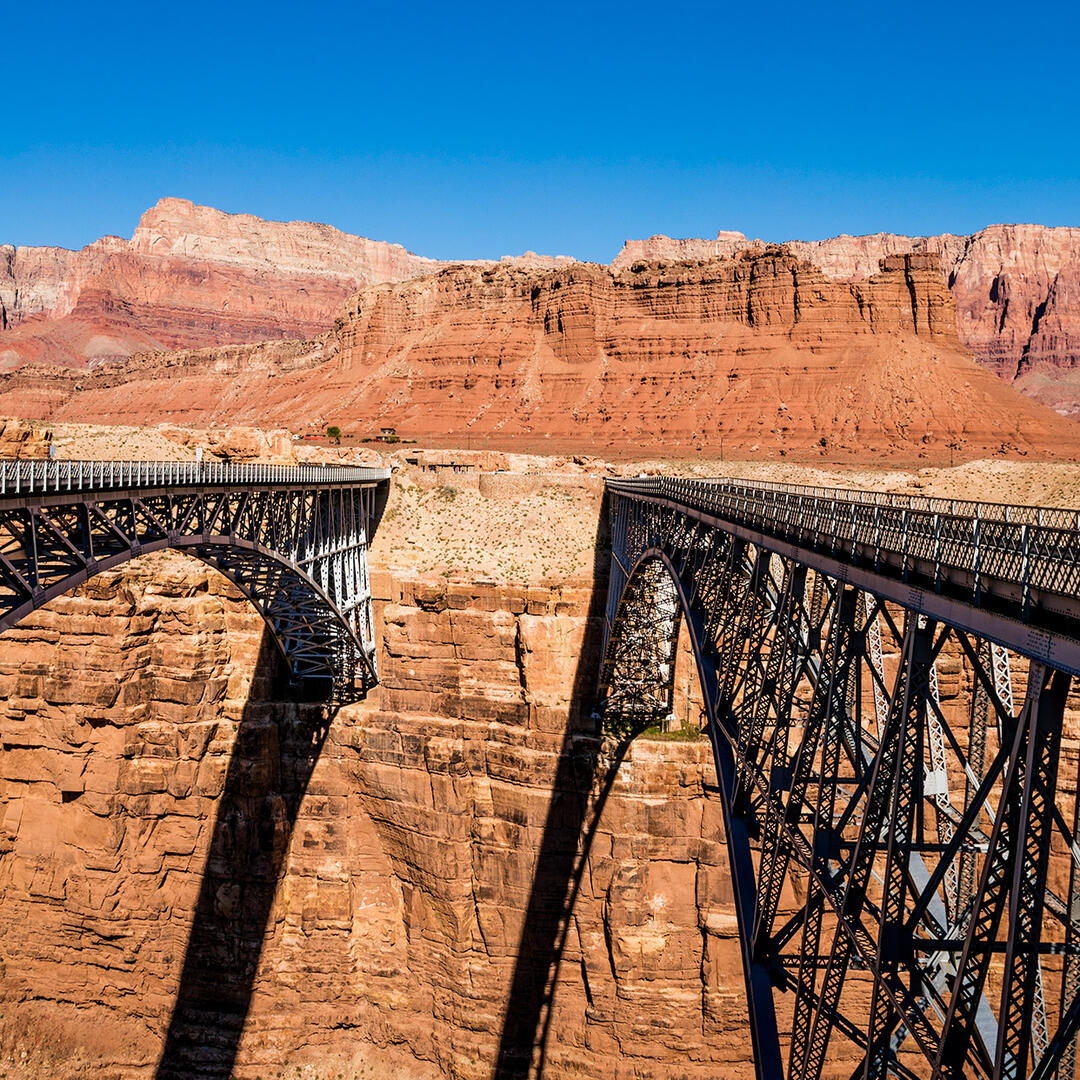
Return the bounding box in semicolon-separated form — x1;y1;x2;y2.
0;464;387;703
597;482;1080;1080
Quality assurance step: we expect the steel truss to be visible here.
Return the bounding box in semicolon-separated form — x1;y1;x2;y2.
598;480;1080;1080
0;461;389;702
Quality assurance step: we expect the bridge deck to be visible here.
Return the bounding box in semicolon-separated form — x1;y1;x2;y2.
0;459;390;503
608;476;1080;675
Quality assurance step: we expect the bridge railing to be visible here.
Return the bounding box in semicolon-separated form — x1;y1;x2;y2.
608;475;1080;619
619;474;1080;528
0;459;391;496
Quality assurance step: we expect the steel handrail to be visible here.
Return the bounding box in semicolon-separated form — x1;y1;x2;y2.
0;460;391;497
608;476;1080;621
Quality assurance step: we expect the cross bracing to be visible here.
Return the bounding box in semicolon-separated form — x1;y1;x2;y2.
0;459;389;702
597;477;1080;1080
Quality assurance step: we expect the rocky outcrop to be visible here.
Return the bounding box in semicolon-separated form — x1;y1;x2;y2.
0;198;443;370
610;230;756;266
614;224;1080;397
791;225;1080;385
4;249;1080;462
0;417;53;458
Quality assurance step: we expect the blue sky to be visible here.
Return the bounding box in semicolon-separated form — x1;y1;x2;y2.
3;0;1078;262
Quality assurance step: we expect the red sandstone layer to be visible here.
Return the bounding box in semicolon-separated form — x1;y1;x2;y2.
0;198;443;370
614;224;1080;409
3;250;1079;462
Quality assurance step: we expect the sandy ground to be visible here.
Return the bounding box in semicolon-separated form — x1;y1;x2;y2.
371;470;607;584
371;454;1080;585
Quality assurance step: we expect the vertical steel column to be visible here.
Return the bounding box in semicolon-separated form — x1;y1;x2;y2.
785;587;859;1076
995;664;1071;1080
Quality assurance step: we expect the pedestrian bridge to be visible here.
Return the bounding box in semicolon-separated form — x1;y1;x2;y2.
597;476;1080;1080
0;459;389;702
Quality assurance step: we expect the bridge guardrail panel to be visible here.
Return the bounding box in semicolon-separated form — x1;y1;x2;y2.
0;459;390;496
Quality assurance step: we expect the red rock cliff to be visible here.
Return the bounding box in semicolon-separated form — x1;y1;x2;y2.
615;224;1080;411
0;553;760;1079
0;198;443;370
4;249;1079;462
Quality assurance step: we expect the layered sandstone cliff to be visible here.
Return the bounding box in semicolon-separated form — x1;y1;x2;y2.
4;249;1079;462
614;224;1080;408
8;199;1080;425
0;545;762;1080
0;199;443;370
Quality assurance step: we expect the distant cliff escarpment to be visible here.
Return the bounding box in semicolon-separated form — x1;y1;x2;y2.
4;248;1080;462
0;198;444;370
615;224;1080;416
6;203;1080;421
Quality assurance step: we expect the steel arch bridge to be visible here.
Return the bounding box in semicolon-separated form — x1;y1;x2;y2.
597;476;1080;1080
0;459;389;702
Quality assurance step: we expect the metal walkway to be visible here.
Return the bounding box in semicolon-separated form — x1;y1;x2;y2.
598;476;1080;1080
0;459;390;701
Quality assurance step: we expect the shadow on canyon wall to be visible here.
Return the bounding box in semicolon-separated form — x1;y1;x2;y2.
494;496;628;1079
156;494;388;1079
154;487;621;1079
154;631;331;1080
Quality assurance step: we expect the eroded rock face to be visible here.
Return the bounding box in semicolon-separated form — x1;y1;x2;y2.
0;198;443;370
615;225;1080;403
0;416;53;458
0;554;757;1078
4;250;1078;462
4;535;1080;1078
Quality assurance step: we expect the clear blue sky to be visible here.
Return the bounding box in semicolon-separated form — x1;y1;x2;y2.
3;0;1078;262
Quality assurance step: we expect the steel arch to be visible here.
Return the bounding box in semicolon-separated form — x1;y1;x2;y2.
0;461;389;702
597;480;1080;1080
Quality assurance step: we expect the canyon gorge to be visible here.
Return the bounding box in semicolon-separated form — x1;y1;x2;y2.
0;449;749;1080
3;196;1080;1080
4;443;1080;1079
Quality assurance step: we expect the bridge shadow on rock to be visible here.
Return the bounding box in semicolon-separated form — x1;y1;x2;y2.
154;630;333;1080
494;495;631;1080
155;478;390;1079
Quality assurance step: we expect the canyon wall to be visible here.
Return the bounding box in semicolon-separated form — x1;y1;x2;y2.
0;199;443;370
615;225;1080;413
5;524;1080;1079
5;249;1079;462
0;550;759;1079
